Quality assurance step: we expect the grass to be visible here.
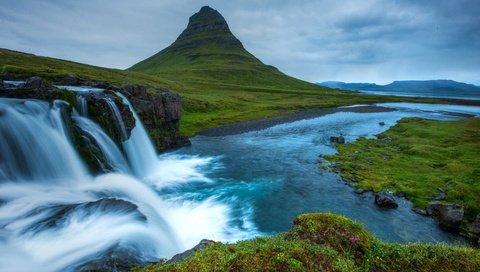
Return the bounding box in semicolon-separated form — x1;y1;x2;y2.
135;213;480;272
324;117;480;225
2;48;480;137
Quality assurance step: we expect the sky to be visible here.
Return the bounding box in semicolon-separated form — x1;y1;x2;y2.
1;0;479;85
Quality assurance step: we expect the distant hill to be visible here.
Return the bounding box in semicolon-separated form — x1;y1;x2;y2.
128;6;315;89
318;80;480;93
318;81;379;90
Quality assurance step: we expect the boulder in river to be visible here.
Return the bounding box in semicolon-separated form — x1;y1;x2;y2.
20;76;50;90
330;135;345;144
412;208;429;216
168;239;216;263
437;204;464;232
379;121;385;126
374;191;398;209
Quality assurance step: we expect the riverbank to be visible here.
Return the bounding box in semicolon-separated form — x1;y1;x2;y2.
136;213;480;272
324;117;480;241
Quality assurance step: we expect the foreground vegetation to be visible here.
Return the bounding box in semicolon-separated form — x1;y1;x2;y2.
324;117;480;229
136;213;480;272
3;49;480;137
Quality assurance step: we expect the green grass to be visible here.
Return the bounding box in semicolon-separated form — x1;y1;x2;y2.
135;213;480;272
324;117;480;224
2;48;480;137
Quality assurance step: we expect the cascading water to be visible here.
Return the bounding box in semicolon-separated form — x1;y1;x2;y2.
0;92;253;272
72;113;131;174
116;93;158;179
76;95;88;117
0;98;86;182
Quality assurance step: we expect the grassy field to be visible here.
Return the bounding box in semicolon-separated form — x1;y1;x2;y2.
135;213;480;272
3;48;480;137
324;117;480;224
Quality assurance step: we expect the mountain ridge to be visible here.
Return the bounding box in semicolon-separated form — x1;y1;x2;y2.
318;80;480;93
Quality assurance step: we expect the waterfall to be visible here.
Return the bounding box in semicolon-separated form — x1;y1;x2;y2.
104;98;128;140
0;97;181;271
76;95;88;117
73;114;131;174
116;93;158;179
0;98;87;182
0;93;247;271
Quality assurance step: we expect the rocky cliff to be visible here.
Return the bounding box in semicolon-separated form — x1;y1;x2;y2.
0;76;190;172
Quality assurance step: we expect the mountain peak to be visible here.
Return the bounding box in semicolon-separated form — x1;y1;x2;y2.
177;6;232;41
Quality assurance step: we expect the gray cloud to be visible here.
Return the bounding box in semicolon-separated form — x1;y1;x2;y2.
0;0;479;84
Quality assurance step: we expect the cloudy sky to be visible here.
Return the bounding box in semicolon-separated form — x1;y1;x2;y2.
1;0;479;84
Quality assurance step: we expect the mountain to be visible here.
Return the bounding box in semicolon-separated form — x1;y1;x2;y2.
382;80;480;92
128;6;314;89
318;81;379;90
318;80;480;92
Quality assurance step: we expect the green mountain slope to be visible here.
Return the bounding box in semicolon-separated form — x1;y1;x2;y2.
128;6;316;89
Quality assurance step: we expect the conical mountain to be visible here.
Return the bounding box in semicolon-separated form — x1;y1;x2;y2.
128;6;314;89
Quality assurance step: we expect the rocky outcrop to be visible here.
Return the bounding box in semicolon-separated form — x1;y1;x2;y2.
374;191;398;209
168;239;216;263
113;84;190;151
437;204;464;232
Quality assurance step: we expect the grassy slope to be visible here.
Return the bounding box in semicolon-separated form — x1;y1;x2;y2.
136;213;480;272
324;117;480;223
3;48;480;136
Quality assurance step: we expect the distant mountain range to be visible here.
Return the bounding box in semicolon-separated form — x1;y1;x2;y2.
318;80;480;93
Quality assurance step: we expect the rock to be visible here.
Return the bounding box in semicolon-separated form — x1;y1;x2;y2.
468;214;480;234
394;190;407;198
0;79;3;89
379;121;385;126
118;84;190;151
427;201;443;215
354;188;364;194
412;208;429;216
330;135;345;144
438;204;464;232
168;239;216;263
20;76;50;90
374;191;398;209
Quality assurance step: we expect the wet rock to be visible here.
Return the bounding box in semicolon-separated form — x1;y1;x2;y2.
168;239;216;263
375;191;398;209
379;121;385;126
438;204;464;232
468;214;480;235
330;135;345;144
412;208;429;216
354;188;364;194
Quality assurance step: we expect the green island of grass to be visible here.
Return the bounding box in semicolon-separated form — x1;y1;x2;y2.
324;117;480;235
135;213;480;272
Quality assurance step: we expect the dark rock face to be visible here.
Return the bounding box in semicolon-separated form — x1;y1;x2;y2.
469;214;480;234
168;239;216;263
437;204;464;232
116;84;190;151
330;135;345;144
394;190;407;198
374;191;398;209
0;76;64;101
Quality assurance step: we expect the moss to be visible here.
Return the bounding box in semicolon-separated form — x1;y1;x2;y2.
136;213;480;272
